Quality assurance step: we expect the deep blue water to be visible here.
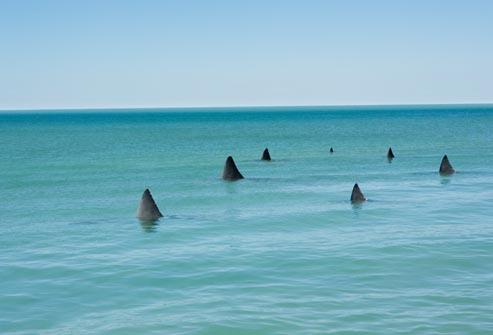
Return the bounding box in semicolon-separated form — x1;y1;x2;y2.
1;105;493;334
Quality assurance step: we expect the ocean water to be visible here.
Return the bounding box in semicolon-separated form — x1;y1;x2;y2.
1;105;493;334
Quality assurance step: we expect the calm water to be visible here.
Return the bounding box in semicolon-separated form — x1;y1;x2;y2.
1;105;493;334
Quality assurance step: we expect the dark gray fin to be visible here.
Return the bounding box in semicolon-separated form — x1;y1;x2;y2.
330;147;334;153
222;156;244;181
350;183;366;203
387;147;395;159
439;155;455;175
261;148;271;161
137;188;163;220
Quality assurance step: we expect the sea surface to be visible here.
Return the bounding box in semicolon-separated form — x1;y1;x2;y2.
1;105;493;334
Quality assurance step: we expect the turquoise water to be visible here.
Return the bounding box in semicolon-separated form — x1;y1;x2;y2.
1;105;493;334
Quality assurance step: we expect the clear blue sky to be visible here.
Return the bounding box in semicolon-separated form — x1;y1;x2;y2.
1;0;492;109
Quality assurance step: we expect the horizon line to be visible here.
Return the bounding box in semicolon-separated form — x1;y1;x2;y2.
1;102;492;113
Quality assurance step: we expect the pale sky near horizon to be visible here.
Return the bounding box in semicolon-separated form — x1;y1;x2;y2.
1;0;492;110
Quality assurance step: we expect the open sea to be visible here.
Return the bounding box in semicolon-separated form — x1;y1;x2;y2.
1;105;493;334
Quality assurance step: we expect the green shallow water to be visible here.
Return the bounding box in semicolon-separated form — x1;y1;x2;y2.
1;105;493;334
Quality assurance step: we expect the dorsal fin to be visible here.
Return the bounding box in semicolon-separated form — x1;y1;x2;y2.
350;183;366;203
137;188;163;220
222;156;244;181
387;147;395;159
261;148;271;161
330;147;334;153
439;155;455;175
